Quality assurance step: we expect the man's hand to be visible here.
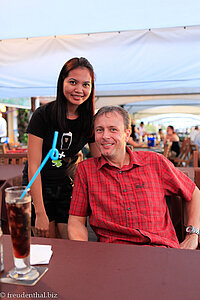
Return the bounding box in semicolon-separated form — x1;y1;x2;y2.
179;234;198;250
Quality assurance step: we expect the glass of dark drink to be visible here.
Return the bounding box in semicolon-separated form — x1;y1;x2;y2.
5;186;39;280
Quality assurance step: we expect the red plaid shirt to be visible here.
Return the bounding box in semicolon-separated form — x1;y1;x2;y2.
69;147;195;248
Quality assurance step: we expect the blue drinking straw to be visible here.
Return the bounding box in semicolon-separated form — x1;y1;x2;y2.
20;131;59;199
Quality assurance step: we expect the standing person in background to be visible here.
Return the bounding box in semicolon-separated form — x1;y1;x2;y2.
164;125;180;157
0;113;7;143
27;57;99;239
139;121;146;141
190;126;199;143
193;131;200;152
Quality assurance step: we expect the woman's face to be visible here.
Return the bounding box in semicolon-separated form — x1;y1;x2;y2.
167;127;173;135
63;67;92;108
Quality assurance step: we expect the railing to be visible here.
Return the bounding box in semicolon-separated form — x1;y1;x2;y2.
0;153;27;165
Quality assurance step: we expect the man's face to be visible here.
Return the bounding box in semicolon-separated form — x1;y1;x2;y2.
94;111;131;161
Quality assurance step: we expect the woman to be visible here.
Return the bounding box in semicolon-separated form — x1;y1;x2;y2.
164;125;180;157
27;57;99;238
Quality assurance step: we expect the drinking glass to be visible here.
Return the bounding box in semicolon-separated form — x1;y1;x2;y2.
5;186;39;280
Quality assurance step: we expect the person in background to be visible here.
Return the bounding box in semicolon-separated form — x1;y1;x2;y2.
0;113;7;143
164;125;180;157
158;128;165;141
193;130;200;152
139;121;146;141
68;106;200;249
190;126;199;143
130;120;139;141
128;120;145;148
27;57;99;239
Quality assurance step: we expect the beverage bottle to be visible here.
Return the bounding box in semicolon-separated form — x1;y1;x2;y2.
0;222;4;272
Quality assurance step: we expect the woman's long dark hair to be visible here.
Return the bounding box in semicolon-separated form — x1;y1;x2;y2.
51;57;95;137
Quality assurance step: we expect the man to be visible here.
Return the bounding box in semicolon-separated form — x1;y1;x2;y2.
68;106;200;249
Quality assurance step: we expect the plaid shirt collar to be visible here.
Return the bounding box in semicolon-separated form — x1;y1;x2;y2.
97;146;147;170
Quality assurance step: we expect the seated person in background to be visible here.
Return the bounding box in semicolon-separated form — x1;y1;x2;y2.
130;120;139;141
164;125;180;157
128;122;145;148
68;106;200;249
158;128;165;141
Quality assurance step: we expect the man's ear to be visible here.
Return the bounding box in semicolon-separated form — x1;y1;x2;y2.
125;129;131;143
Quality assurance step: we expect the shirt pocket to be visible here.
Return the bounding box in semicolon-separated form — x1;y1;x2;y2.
126;179;165;220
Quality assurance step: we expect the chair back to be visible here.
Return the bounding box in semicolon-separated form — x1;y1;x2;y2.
163;141;172;158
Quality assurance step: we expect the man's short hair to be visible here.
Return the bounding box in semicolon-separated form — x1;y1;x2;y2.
93;106;131;130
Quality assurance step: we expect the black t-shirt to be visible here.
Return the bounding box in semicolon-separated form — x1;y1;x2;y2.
27;102;94;185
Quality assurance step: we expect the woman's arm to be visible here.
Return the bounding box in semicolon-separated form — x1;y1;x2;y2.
128;137;145;148
28;133;49;237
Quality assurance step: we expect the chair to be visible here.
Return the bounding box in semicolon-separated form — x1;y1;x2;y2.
0;180;12;234
171;138;198;167
169;168;200;243
0;143;8;154
163;141;172;158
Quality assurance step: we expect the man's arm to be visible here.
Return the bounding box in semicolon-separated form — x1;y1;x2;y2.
180;187;200;250
68;215;88;241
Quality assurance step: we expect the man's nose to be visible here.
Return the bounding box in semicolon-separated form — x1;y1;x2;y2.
102;129;111;139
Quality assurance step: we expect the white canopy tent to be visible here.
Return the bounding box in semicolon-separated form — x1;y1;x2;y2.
1;0;200;120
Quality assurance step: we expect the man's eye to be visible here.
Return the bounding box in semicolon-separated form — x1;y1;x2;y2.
96;129;102;132
111;128;117;132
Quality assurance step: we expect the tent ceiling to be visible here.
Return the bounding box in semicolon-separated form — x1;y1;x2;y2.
1;26;200;100
1;0;200;39
130;105;200;119
1;1;200;116
96;94;200;109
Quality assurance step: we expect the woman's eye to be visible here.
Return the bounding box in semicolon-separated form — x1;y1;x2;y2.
69;80;76;85
83;83;90;87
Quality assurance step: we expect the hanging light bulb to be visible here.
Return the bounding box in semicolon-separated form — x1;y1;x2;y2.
0;104;6;113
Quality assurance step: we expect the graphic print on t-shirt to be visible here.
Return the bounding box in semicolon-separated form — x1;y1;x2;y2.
52;151;66;168
61;132;72;150
52;132;73;168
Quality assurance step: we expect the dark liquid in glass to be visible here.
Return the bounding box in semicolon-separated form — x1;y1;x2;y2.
6;201;31;258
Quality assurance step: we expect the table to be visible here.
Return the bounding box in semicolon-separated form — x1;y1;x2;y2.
133;146;164;154
0;165;25;233
1;236;200;300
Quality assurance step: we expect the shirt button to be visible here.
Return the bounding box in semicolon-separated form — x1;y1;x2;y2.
127;207;131;211
123;189;127;192
119;171;122;174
